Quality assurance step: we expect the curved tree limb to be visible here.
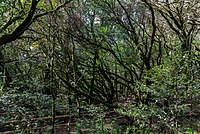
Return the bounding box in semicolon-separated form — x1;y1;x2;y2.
0;0;38;46
0;0;73;47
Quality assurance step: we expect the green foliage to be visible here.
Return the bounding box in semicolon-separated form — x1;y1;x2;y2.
0;0;200;133
186;128;194;134
0;91;53;130
112;51;200;132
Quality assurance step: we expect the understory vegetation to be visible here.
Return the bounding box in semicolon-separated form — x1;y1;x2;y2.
0;0;200;133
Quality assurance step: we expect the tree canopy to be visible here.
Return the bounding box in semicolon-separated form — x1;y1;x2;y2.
0;0;200;133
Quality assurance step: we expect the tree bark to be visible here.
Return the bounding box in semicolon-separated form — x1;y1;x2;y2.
0;0;38;46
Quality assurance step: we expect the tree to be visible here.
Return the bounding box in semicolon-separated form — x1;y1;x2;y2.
0;0;200;132
0;0;72;86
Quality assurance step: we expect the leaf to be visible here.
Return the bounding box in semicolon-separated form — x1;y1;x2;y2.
95;131;102;134
20;0;24;4
37;0;45;7
52;0;57;7
96;59;100;66
99;26;108;33
186;128;194;134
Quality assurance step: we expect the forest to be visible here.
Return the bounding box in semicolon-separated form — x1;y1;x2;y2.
0;0;200;133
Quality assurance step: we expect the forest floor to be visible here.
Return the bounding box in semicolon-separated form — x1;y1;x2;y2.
0;93;200;133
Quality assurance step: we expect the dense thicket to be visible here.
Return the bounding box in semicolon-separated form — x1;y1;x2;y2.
0;0;199;133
